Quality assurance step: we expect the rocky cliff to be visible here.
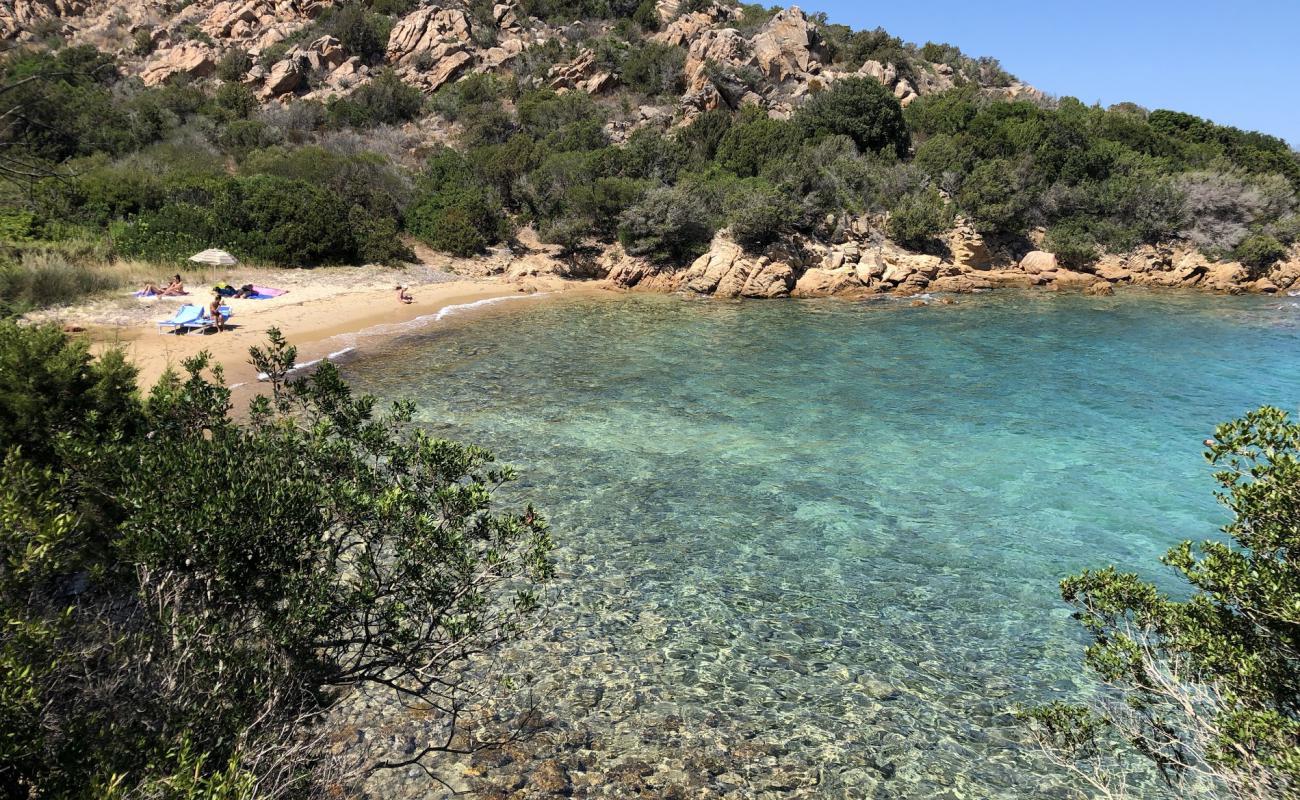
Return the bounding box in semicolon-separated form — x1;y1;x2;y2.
0;0;1040;125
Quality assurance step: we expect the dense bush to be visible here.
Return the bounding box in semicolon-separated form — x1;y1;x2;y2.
725;179;794;249
716;110;802;178
407;148;509;255
620;41;686;97
326;69;424;128
1234;233;1288;275
618;184;714;263
886;186;952;250
215;48;252;82
114;175;373;266
0;324;553;797
317;1;393;63
793;76;909;159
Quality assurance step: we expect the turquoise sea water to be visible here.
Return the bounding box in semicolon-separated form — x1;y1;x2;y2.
345;290;1300;798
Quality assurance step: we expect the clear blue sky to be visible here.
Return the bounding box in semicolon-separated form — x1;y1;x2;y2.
808;0;1300;147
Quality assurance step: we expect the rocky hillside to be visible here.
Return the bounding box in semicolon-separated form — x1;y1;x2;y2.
3;0;1299;304
1;0;1040;122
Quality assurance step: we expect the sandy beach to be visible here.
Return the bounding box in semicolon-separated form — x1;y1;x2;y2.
29;262;612;393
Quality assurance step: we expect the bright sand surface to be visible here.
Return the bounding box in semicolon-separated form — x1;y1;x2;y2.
32;265;612;393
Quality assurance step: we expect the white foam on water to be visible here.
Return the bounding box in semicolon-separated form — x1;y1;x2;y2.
255;294;546;381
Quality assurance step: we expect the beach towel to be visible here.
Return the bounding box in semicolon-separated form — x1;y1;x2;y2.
247;285;288;300
135;288;189;298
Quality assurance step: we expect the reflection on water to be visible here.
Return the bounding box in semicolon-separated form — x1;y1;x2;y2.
345;290;1300;798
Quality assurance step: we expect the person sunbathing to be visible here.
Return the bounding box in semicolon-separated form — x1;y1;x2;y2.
156;275;186;296
139;274;181;296
397;285;414;304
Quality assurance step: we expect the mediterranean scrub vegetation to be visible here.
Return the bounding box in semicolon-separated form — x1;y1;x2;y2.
2;9;1299;310
1026;407;1300;799
0;322;554;797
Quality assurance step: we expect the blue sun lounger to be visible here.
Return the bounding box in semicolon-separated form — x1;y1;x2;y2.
157;304;204;333
179;306;233;334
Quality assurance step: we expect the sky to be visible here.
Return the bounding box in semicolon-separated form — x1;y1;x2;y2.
809;0;1300;148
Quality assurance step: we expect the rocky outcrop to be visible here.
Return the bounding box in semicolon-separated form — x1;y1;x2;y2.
384;5;474;91
600;231;1300;301
386;6;472;64
140;42;217;86
260;54;306;97
0;0;87;39
751;7;825;83
948;224;995;271
677;236;798;298
1019;250;1058;274
549;49;614;94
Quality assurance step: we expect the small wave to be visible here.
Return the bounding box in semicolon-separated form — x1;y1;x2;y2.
257;346;356;381
256;294;546;381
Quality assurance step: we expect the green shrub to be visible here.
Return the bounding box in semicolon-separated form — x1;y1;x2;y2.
618;184;714;263
348;205;414;264
794;76;909;158
0;209;41;242
318;2;393;63
920;41;963;65
115;175;360;265
431;72;503;121
886;186;953;250
676;108;733;163
215;48;252;82
219;119;279;155
369;0;416;13
217;175;357;265
406;188;505;255
0;319;138;462
407;151;507;255
631;0;658;30
212;81;258;120
0;325;552;797
132;28;155;56
1043;219;1101;268
716;110;802;178
725;179;793;249
620;41;685;97
905;85;981;138
957;158;1036;235
326;69;424;128
1233;233;1288;275
113;201;217;262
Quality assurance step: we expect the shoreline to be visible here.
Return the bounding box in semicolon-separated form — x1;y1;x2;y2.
51;265;1298;403
68;274;615;398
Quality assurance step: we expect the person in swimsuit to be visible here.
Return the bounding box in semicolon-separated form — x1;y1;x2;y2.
397;285;413;304
208;293;226;332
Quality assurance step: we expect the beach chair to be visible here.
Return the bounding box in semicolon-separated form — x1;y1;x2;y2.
179;306;233;334
158;304;204;333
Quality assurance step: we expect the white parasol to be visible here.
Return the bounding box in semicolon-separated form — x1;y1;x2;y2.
188;248;239;267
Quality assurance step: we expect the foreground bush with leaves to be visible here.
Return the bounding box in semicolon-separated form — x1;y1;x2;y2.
0;323;553;798
1026;406;1300;799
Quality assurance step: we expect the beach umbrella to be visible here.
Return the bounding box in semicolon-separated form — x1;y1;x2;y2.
188;248;239;267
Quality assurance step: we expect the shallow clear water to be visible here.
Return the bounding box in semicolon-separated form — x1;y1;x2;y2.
346;290;1300;798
